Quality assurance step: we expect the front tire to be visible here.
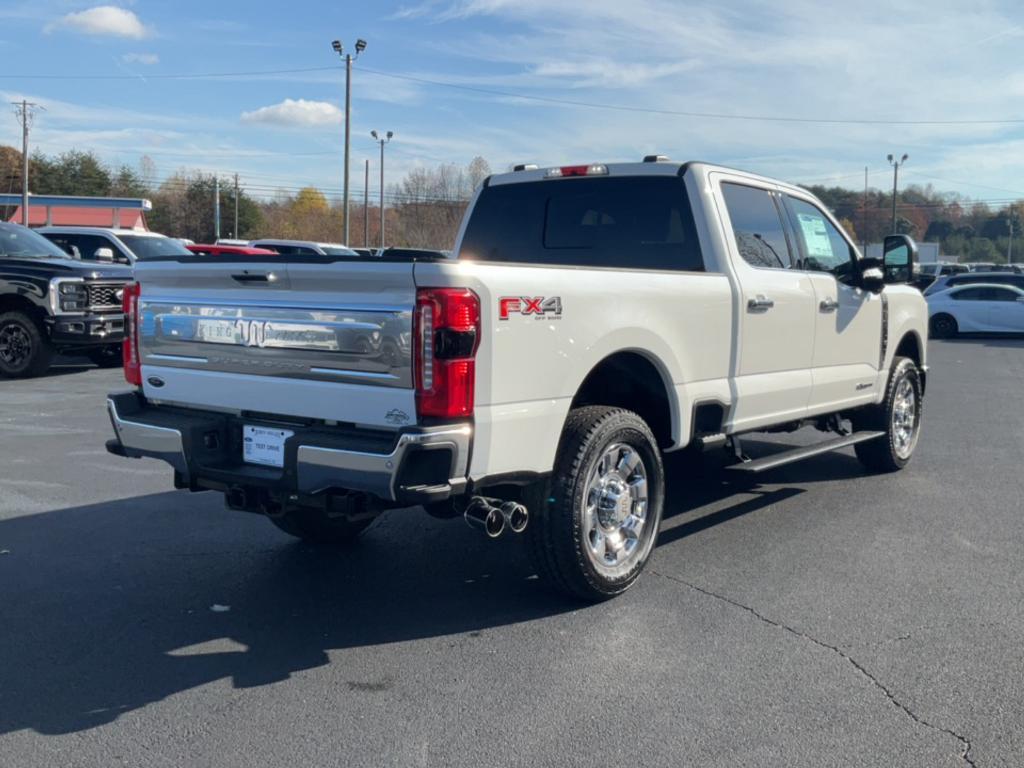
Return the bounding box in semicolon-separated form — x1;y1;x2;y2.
930;313;958;338
528;406;665;602
267;507;372;547
0;311;53;378
853;357;923;472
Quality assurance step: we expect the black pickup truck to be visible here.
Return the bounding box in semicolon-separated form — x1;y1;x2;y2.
0;222;132;378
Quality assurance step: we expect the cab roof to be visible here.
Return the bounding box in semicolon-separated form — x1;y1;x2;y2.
489;159;808;197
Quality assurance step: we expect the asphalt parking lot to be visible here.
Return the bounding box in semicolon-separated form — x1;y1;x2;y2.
1;338;1022;768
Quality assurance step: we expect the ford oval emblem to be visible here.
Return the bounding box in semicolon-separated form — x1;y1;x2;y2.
147;376;166;388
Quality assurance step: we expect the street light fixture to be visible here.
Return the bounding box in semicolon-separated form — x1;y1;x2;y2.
371;130;393;250
331;37;367;245
887;153;909;234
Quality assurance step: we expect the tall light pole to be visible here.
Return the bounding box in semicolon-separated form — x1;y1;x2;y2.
371;130;392;250
887;153;908;234
13;100;40;226
363;159;370;248
331;37;367;246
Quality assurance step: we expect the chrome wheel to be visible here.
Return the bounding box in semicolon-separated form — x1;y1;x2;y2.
0;322;32;369
584;443;649;571
891;377;918;459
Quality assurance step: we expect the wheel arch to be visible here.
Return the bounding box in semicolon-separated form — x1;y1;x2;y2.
893;330;927;393
0;293;47;323
569;349;678;449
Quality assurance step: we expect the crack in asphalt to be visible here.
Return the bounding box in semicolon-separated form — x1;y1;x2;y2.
650;569;976;767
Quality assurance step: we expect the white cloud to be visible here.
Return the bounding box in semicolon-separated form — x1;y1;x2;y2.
46;6;149;39
240;99;343;128
122;52;159;65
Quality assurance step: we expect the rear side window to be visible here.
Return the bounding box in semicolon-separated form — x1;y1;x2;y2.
720;183;792;269
460;176;704;271
952;288;987;301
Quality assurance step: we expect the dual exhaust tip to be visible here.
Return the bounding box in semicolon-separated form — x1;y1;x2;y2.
464;497;528;538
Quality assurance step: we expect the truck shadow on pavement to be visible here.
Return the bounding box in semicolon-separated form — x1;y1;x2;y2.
0;440;863;737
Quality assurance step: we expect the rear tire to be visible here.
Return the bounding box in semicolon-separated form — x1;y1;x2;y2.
930;313;958;339
268;508;372;547
0;311;53;378
527;406;665;602
853;357;923;472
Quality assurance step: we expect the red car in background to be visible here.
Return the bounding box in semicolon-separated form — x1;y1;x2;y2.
185;244;278;257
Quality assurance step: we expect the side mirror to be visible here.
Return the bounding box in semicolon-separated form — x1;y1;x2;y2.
882;234;917;284
93;247;115;263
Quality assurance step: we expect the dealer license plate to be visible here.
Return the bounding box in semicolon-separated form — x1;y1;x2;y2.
243;425;293;468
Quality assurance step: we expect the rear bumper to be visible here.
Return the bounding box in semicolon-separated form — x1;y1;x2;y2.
105;392;471;504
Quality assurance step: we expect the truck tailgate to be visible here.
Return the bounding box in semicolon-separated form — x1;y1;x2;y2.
134;259;417;428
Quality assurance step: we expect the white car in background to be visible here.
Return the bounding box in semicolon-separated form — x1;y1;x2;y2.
927;283;1024;337
38;227;193;265
249;239;358;256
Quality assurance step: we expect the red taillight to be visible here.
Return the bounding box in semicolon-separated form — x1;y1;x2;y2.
415;288;480;419
122;282;142;386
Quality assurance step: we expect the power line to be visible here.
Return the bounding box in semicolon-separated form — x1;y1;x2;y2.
0;66;338;81
3;61;1024;126
353;65;1024;127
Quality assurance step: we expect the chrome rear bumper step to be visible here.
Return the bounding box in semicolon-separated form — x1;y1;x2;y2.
727;431;885;474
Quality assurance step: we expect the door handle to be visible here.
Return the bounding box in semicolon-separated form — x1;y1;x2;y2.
747;295;775;311
231;272;278;283
819;298;840;312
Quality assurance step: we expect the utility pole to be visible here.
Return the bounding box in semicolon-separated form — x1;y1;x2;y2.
371;130;393;250
363;159;369;248
214;176;221;241
331;38;367;246
1008;207;1014;265
13;100;40;226
233;173;240;239
862;166;868;251
887;153;908;233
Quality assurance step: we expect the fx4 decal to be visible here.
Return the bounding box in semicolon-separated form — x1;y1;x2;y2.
499;296;563;321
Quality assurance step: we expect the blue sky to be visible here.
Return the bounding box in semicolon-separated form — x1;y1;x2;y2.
0;0;1023;204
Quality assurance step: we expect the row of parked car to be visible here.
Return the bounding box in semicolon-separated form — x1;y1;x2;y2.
34;226;448;264
0;222;447;378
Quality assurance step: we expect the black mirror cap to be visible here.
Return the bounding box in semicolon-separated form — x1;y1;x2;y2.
882;234;918;284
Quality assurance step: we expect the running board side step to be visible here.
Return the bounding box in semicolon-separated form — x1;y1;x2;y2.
726;431;885;474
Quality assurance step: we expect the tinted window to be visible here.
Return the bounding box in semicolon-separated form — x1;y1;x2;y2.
950;274;1024;290
119;235;191;260
720;183;791;269
985;287;1020;302
0;223;70;259
786;197;856;280
51;234;125;262
952;288;988;301
460;176;704;271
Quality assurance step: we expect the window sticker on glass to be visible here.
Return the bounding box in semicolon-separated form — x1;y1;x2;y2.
796;213;834;259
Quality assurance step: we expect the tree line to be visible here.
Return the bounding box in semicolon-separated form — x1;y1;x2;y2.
2;144;1020;262
807;182;1022;264
0;145;491;249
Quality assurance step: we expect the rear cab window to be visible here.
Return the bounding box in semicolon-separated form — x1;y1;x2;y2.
459;176;704;271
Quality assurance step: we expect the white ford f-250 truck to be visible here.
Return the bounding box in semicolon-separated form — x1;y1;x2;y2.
106;158;928;601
